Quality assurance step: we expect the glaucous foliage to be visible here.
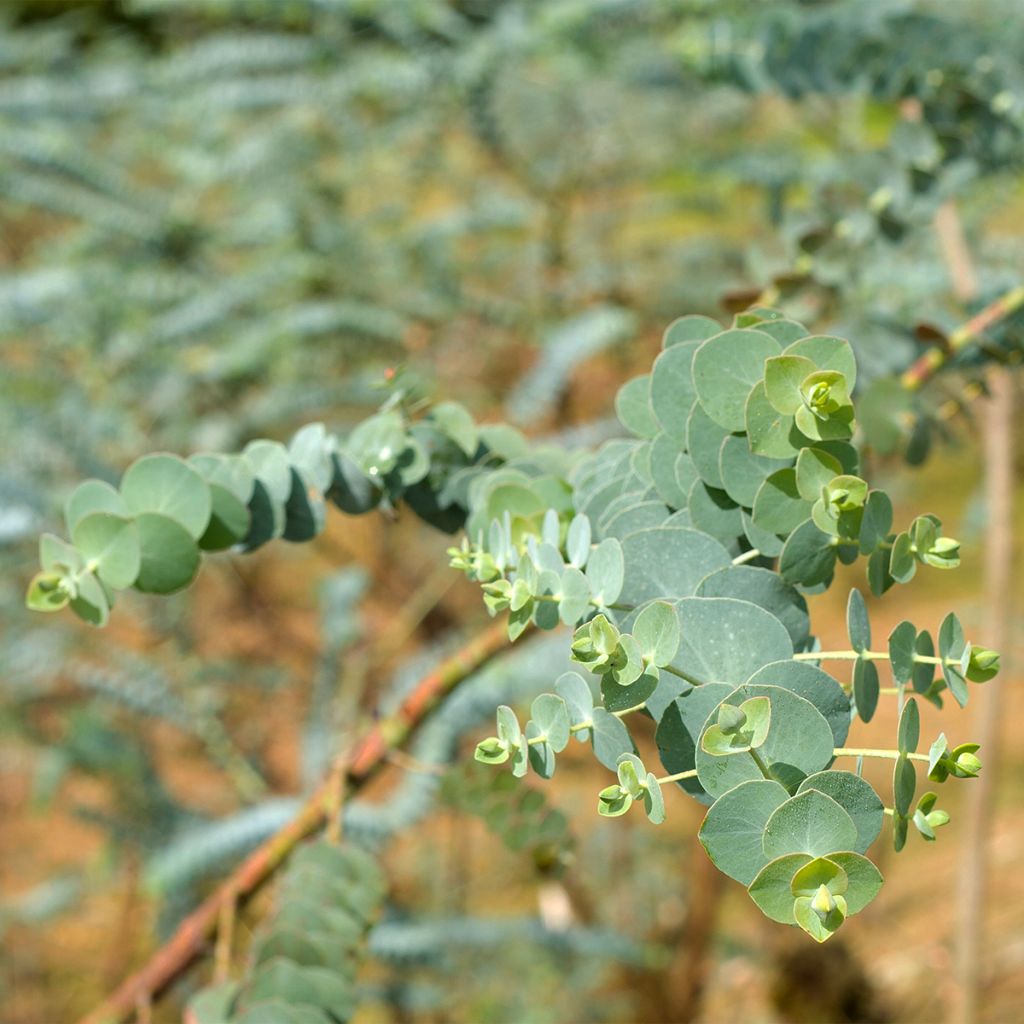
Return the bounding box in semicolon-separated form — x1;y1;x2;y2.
28;309;996;943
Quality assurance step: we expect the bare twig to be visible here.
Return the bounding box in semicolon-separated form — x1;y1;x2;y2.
900;284;1024;392
78;620;512;1024
952;368;1014;1024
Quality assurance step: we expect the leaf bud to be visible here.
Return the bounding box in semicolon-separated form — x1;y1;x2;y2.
717;703;748;735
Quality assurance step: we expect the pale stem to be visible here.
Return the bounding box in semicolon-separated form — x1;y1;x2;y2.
834;747;929;763
732;548;761;566
793;649;959;666
568;700;647;735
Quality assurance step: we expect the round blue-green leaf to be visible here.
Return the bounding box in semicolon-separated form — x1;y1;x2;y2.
858;490;893;555
187;982;240;1024
596;489;655;535
251;928;334;970
696;683;835;798
674;452;699;501
586;537;624;606
745;380;803;458
604;500;669;541
394;437;430;487
649;434;688;508
699;779;790;884
40;534;83;574
240;479;284;551
784;334;857;391
566;514;591;568
687;481;743;551
718;435;791;509
346;412;405;479
241;440;292;505
199;484;250;551
697;566;809;649
798;770;884;854
644;773;666;824
748;853;811;923
846;588;870;653
889;531;916;583
237;961;352;1019
825;852;883;914
282;468;327;543
554;671;594;739
650;341;700;445
531;694;571;753
757;319;809;345
686;403;729;488
912;630;936;696
764;355;817;415
602;666;657;714
26;571;72;613
692;329;781;432
558;566;592;625
795;447;842;502
590;707;634;771
779;519;836;587
655;682;733;804
134;512;201;594
793;893;846;943
615;375;659;439
617;755;646;799
525;721;556;778
742;510;784;559
746;660;850;747
893;755;916;817
672;597;793;686
69;570;110;627
288;423;335;492
662;314;720;348
633;600;680;666
121;453;211;540
430;401;478;458
328;451;380;515
762;790;859;859
619;527;730;607
65;479;127;533
71;512;141;590
580;476;637;527
751;469;811;535
888;621;917;684
898;697;920;754
189;453;255;504
496;705;521;748
815;440;859;476
939;612;969;707
853;657;880;723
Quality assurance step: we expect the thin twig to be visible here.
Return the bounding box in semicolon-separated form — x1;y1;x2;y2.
900;284;1024;392
324;755;348;846
77;620;512;1024
213;886;236;985
953;368;1014;1024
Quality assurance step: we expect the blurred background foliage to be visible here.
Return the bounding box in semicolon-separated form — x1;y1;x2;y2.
2;1;1024;1022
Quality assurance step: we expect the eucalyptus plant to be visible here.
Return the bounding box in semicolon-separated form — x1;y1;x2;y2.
26;309;995;944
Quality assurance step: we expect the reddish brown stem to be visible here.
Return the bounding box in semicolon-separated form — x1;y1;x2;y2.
900;284;1024;391
78;620;511;1024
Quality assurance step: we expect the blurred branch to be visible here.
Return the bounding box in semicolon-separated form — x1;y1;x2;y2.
78;620;512;1024
899;284;1024;391
953;368;1015;1024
